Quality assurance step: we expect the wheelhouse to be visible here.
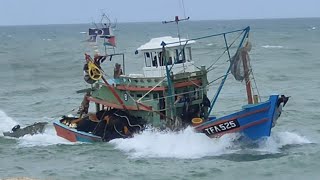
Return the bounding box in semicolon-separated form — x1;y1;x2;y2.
137;36;196;77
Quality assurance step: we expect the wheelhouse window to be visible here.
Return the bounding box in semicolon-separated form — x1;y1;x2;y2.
175;48;186;64
152;52;158;67
144;52;152;67
159;52;164;66
186;47;192;62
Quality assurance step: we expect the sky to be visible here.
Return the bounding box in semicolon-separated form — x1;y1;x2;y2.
0;0;319;26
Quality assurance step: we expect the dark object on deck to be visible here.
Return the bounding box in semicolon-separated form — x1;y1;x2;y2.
3;122;48;138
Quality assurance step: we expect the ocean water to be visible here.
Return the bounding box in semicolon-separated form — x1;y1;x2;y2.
0;18;320;179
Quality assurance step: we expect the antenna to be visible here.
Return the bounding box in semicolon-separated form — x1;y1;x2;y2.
162;16;190;73
162;16;190;24
162;16;189;44
180;0;187;19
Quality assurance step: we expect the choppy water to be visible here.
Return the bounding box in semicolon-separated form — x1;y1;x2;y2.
0;18;320;180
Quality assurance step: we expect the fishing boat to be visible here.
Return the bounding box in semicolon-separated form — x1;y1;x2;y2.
53;16;289;142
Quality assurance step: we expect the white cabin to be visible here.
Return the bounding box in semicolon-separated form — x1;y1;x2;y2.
136;36;196;77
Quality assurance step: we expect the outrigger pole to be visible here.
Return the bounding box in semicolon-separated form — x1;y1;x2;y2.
208;27;250;117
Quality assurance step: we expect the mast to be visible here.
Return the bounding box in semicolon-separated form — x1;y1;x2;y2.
242;42;253;104
161;16;189;128
161;42;175;124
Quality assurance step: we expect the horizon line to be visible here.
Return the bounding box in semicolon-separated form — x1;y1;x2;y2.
1;16;319;27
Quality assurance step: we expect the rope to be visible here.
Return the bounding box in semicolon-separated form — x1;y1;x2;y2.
207;73;231;86
137;77;166;102
138;86;207;104
207;31;245;72
113;113;143;130
247;56;261;102
114;125;126;137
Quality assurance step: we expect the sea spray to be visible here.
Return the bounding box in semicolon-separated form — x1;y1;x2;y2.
0;109;18;135
110;127;312;159
17;126;73;147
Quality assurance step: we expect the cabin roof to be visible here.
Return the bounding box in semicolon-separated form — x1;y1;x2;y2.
137;36;195;51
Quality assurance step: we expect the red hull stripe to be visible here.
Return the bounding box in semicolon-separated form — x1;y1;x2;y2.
209;118;269;138
114;79;202;92
54;123;77;142
87;96;153;111
54;122;101;142
196;106;270;130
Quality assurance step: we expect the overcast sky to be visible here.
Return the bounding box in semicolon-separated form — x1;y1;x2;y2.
0;0;319;25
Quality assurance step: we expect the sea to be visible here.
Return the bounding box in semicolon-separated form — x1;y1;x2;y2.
0;18;319;180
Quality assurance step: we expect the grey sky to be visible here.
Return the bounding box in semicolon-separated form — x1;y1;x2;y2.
0;0;319;25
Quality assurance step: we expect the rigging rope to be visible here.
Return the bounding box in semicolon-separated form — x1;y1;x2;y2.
207;31;245;72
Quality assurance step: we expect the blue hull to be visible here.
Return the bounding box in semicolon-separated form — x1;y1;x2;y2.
195;95;280;140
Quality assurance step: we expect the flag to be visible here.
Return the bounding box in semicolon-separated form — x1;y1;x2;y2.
89;27;112;36
103;36;116;47
87;35;97;42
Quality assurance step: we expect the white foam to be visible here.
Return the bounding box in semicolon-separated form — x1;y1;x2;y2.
0;110;18;135
110;127;312;159
0;109;74;147
17;126;74;147
256;131;311;153
262;45;283;49
110;127;239;159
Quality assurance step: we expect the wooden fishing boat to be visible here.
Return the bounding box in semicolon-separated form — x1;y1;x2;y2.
53;17;289;142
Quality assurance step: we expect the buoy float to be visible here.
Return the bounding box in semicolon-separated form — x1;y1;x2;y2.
191;118;203;126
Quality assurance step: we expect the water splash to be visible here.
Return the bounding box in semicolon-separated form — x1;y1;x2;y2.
17;126;74;147
0;110;74;147
0;110;18;135
110;127;240;159
256;131;311;153
110;127;311;159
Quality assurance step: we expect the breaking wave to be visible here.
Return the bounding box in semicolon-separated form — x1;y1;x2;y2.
256;131;311;153
262;45;283;49
110;127;311;159
0;110;18;135
0;109;73;147
17;126;74;147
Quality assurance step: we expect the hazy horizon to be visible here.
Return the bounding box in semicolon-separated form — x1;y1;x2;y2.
0;0;319;26
0;17;319;27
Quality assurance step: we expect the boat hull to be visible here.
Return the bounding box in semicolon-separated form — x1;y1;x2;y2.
53;95;282;142
195;95;280;140
53;121;102;142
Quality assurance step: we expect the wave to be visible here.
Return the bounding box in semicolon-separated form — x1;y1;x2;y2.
0;109;312;153
3;86;49;96
42;38;52;41
255;131;311;153
261;45;283;49
17;126;73;147
0;110;18;135
0;109;73;146
110;127;311;159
